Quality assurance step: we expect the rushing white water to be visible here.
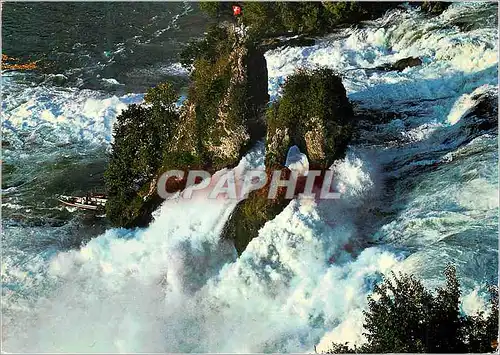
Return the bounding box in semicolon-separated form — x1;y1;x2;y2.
1;76;144;149
2;3;498;352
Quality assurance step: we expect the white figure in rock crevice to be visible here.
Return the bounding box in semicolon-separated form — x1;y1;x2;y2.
285;145;309;177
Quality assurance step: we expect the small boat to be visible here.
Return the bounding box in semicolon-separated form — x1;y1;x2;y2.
57;193;107;212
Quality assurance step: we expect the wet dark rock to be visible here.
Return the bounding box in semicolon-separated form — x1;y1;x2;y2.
420;1;451;15
376;57;423;72
468;91;498;121
461;91;498;136
443;90;498;148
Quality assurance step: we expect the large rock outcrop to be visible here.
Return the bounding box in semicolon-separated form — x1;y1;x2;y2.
164;24;269;172
105;24;269;228
265;67;354;170
221;68;355;255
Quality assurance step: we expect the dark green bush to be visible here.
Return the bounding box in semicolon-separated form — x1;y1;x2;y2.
323;265;499;353
104;83;180;227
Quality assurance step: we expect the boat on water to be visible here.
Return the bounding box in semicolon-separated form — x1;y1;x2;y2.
57;193;107;212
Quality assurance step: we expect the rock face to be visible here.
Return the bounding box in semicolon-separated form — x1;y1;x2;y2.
444;89;498;147
221;68;355;255
165;24;269;172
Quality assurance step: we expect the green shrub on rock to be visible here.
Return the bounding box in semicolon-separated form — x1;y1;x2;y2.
180;24;230;69
266;67;354;170
180;24;268;171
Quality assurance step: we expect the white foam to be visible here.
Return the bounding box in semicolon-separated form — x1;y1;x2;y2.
265;3;498;119
2;82;144;147
285;145;309;176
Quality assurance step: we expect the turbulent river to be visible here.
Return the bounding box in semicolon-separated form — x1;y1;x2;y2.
2;2;498;352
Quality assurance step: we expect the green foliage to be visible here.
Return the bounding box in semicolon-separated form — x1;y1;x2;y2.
324;265;499;353
185;24;263;169
144;82;178;109
363;271;437;352
190;53;231;165
462;285;499;352
196;2;400;39
322;342;357;354
198;2;233;19
241;2;399;38
279;2;324;34
179;21;268;173
104;83;180;227
164;151;201;171
322;2;365;25
179;24;230;69
198;2;221;17
241;2;283;37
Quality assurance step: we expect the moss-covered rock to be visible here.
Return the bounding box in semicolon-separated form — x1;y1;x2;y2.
221;68;355;255
165;24;269;172
266;67;354;170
